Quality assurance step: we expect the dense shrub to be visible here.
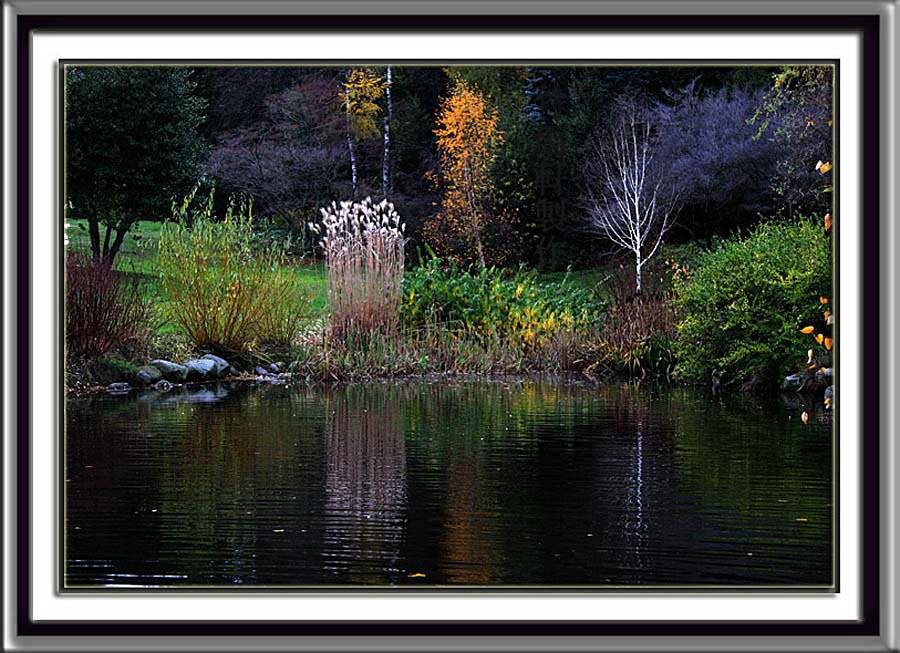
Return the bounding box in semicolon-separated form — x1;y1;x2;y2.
673;218;831;386
157;192;311;352
65;249;150;358
399;255;600;345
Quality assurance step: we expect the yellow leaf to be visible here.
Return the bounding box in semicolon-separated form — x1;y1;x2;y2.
800;326;815;334
273;529;285;533
824;337;833;350
795;517;808;522
807;363;817;370
824;214;833;230
819;296;829;304
819;162;833;174
824;310;830;320
408;573;426;578
815;333;824;345
801;412;809;424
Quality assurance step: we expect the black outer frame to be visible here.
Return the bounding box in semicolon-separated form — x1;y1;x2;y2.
5;7;886;650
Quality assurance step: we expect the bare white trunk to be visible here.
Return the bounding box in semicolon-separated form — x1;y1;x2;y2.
382;65;393;199
344;85;358;198
635;252;643;295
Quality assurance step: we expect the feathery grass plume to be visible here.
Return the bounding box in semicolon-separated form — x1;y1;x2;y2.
311;197;406;342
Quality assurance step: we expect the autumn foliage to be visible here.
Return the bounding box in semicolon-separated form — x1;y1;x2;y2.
425;80;517;267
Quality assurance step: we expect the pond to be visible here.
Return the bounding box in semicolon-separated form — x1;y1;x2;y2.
64;378;832;588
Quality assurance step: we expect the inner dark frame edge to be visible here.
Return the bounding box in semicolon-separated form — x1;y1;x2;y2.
16;12;881;639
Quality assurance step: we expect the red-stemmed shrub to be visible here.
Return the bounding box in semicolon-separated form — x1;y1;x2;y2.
65;249;150;358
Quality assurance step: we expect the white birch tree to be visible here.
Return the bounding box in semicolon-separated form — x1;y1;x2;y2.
583;102;679;294
382;65;393;198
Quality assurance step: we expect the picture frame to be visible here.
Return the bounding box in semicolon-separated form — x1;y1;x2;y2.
3;1;897;651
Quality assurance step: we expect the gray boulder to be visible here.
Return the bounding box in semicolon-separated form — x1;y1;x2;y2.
136;365;163;385
202;354;230;378
816;367;833;384
254;366;275;377
150;359;189;382
106;382;131;394
780;374;803;392
228;365;240;377
185;358;217;380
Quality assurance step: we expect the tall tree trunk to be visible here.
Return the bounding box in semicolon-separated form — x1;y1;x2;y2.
344;86;358;199
105;225;128;266
102;223;113;260
88;216;101;260
472;226;486;269
635;251;643;295
462;160;486;268
382;65;393;199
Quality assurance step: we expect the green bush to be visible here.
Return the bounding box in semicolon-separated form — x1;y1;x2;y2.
157;192;311;353
399;255;600;340
673;218;832;386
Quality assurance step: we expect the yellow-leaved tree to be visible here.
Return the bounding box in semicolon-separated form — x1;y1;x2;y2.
342;68;385;198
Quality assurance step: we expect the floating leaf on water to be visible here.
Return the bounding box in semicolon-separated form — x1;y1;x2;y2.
800;326;815;334
408;573;426;578
815;334;825;345
273;529;285;533
820;297;829;305
795;517;808;522
824;338;833;350
819;162;833;174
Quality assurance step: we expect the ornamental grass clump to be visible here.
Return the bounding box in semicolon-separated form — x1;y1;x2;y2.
157;190;311;353
311;197;406;342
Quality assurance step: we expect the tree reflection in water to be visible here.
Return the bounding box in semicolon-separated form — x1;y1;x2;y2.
322;387;407;583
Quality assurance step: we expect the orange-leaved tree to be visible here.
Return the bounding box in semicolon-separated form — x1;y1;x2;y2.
426;79;504;268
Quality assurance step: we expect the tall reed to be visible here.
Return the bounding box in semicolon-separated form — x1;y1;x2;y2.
311;197;406;341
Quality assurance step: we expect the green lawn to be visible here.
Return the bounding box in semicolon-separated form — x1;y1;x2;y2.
66;218;164;275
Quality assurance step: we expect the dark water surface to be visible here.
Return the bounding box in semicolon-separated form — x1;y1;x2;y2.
65;378;832;588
